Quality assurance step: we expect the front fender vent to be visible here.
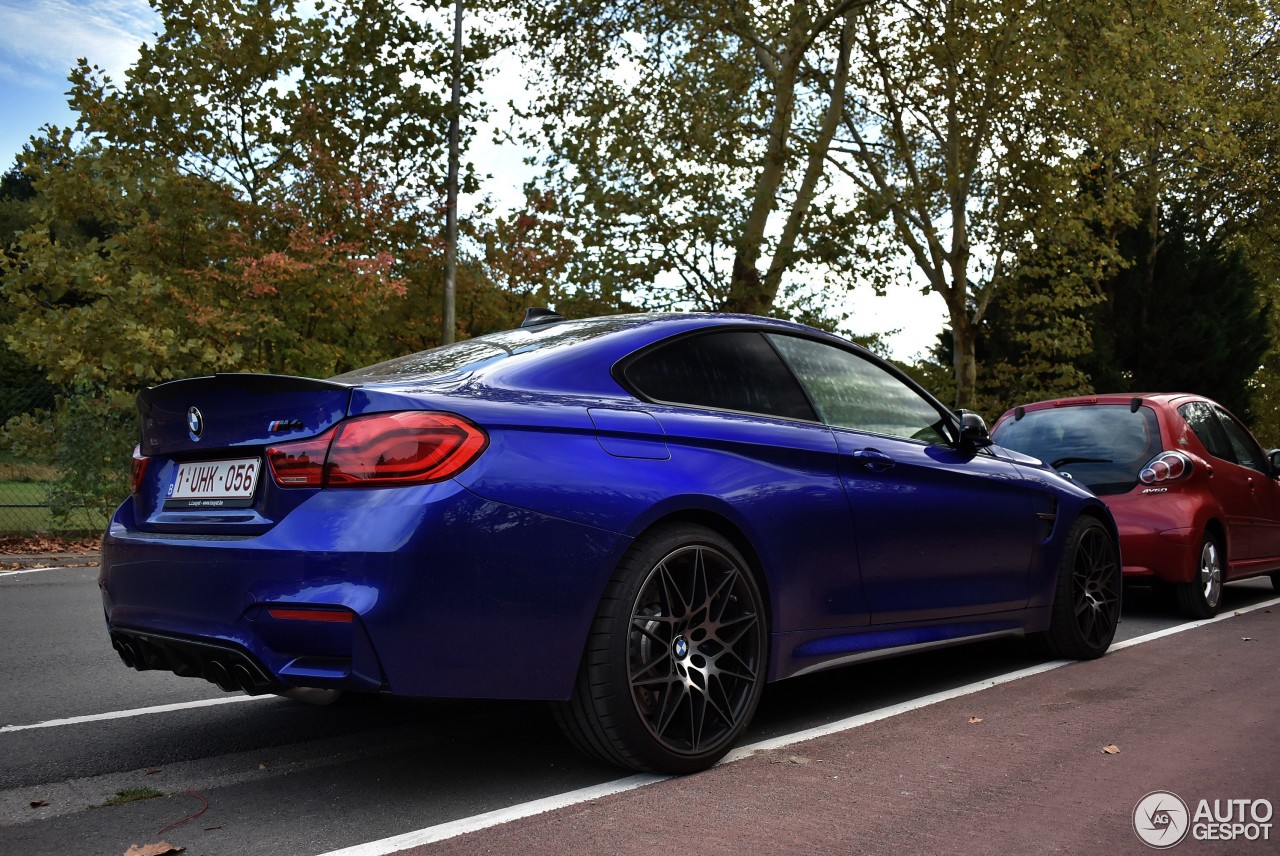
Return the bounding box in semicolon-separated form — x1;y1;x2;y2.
1036;497;1059;543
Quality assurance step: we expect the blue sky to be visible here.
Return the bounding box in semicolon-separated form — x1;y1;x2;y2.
0;0;158;166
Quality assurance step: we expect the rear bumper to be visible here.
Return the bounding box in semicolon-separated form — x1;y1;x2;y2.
1104;491;1205;585
1117;523;1198;583
100;481;628;700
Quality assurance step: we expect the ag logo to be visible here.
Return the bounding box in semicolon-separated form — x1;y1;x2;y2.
1135;790;1190;848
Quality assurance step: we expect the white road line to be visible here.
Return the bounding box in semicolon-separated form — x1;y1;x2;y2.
315;594;1280;856
0;694;273;733
1108;598;1278;651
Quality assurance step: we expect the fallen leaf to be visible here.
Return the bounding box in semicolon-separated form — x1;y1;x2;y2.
786;755;811;766
123;843;184;856
29;799;48;808
258;762;268;770
968;716;983;724
1102;744;1120;755
144;768;162;775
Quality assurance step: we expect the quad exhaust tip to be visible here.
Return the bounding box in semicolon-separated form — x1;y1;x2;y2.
110;629;279;695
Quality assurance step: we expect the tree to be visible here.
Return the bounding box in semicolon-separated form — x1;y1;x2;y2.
515;1;872;325
0;0;514;522
1086;210;1271;420
0;154;54;426
947;1;1280;423
516;2;1127;403
825;1;1146;409
516;1;1280;410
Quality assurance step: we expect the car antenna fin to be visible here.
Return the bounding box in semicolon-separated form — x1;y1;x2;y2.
1130;397;1143;413
521;307;566;328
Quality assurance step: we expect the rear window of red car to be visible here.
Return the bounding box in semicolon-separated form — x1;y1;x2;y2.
993;405;1162;495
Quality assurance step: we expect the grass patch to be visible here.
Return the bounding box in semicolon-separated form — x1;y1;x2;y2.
99;787;164;807
0;481;50;534
0;449;56;483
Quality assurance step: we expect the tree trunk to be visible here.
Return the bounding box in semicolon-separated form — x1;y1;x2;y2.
951;309;978;411
724;255;772;315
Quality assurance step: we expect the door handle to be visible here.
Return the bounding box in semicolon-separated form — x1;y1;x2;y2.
853;448;895;473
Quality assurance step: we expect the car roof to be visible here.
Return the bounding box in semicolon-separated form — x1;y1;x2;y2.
334;312;861;396
994;393;1205;423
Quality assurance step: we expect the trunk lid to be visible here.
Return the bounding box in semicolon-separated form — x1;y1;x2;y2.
138;374;352;456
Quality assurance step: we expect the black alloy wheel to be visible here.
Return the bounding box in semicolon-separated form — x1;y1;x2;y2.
554;524;767;774
1034;516;1122;659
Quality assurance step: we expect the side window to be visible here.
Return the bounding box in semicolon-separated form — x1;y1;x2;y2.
1179;401;1235;462
767;334;950;444
1214;406;1266;473
623;331;817;421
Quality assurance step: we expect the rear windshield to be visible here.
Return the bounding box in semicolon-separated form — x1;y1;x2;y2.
993;405;1162;495
330;317;640;383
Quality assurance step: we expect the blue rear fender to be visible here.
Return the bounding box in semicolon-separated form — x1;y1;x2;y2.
451;402;870;639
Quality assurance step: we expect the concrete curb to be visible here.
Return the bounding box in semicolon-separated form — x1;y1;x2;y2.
0;552;101;569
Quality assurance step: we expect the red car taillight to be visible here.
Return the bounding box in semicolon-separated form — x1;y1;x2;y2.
1139;450;1194;485
131;445;149;494
266;411;488;489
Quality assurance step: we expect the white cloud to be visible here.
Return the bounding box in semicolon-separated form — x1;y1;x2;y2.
0;0;157;88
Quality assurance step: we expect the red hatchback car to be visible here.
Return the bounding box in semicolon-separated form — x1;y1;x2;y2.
990;393;1280;618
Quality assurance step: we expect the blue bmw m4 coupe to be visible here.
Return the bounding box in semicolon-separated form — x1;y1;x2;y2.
101;311;1120;773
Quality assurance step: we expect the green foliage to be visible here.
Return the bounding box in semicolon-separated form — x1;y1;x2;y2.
914;207;1274;425
1086;211;1272;420
0;0;532;532
515;0;1280;411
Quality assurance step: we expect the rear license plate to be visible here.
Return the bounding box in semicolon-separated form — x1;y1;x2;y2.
165;457;261;509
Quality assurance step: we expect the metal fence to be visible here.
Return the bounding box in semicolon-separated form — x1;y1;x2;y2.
0;382;107;537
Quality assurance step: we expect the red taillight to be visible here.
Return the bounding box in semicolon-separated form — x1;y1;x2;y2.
266;433;332;487
131;445;150;494
1140;450;1193;485
266;411;487;489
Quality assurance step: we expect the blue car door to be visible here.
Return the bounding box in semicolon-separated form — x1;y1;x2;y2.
833;430;1037;622
767;333;1039;623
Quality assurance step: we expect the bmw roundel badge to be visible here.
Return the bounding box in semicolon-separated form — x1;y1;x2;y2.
187;406;204;439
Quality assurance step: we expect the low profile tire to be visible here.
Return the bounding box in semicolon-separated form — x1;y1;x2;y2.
554;524;768;774
1175;532;1223;619
1033;516;1122;659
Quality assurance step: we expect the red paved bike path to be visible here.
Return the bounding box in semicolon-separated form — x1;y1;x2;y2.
399;605;1279;856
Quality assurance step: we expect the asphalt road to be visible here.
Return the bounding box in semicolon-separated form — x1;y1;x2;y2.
1;561;1275;856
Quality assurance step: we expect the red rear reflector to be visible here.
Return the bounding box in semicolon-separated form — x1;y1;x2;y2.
267;411;487;489
131;446;150;494
267;608;354;623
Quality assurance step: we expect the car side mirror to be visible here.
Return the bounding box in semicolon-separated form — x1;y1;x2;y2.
1269;449;1280;477
957;410;993;449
